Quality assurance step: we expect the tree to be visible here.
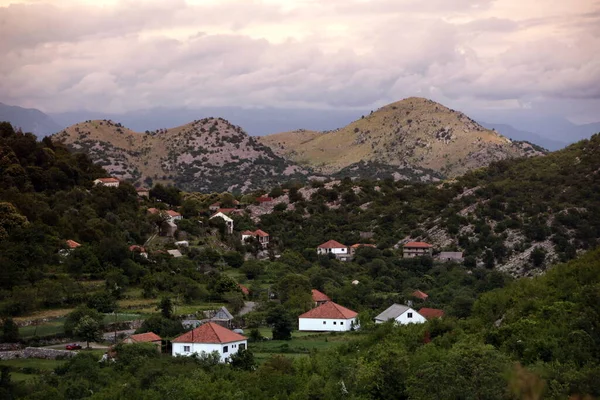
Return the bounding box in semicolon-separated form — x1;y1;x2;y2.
0;202;27;240
241;260;265;279
229;348;257;371
64;307;104;337
530;246;546;268
74;315;102;348
1;318;19;343
86;292;117;313
266;305;294;340
137;315;184;338
158;297;173;319
223;251;244;269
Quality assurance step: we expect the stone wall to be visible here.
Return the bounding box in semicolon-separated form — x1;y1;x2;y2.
0;347;77;360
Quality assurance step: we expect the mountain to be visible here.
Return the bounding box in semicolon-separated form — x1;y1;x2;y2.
0;102;63;138
259;97;544;178
479;122;567;151
52;118;310;193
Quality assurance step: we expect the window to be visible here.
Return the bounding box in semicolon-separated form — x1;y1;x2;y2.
239;343;246;351
340;321;344;325
323;321;326;324
183;346;190;352
333;321;337;325
223;346;229;353
408;313;413;318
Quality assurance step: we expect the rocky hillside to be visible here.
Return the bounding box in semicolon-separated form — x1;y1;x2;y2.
52;118;309;192
260;97;544;177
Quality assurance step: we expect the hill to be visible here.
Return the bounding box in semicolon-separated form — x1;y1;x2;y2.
0;102;63;138
479;121;567;151
259;97;544;177
52;118;310;192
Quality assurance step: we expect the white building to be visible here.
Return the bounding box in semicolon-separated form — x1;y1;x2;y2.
93;177;120;188
210;212;234;234
171;322;247;362
317;240;351;260
374;304;426;325
402;242;433;258
241;229;270;248
298;301;358;332
166;210;183;222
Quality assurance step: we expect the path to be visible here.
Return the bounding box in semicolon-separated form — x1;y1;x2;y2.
238;301;256;316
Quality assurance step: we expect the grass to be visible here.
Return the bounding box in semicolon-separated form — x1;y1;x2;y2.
0;358;65;372
19;318;65;339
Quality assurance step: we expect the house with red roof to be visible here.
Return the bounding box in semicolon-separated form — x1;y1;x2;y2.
93;177;120;188
412;290;429;300
210;212;234;234
375;304;426;325
122;332;162;351
171;322;247;362
256;196;272;204
317;240;349;260
311;289;331;307
136;188;150;198
298;301;358;331
349;243;376;255
60;239;82;257
241;229;270;247
418;308;445;320
238;284;250;296
129;245;148;258
402;241;433;258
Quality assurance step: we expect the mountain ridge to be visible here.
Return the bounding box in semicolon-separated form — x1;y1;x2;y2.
0;102;63;138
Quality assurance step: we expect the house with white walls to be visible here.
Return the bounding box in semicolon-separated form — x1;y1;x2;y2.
317;240;351;260
210;212;234;234
374;304;426;325
241;229;270;248
402;242;433;258
93;177;120;187
311;289;331;307
171;322;247;362
298;301;358;332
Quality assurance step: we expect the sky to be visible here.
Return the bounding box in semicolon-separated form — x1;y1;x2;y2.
1;0;599;126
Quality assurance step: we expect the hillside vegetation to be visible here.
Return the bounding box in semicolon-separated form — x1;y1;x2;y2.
260;97;543;177
53;118;309;193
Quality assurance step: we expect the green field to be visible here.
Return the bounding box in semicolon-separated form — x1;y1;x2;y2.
19;319;66;339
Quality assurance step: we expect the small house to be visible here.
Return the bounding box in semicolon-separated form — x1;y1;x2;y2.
311;289;331;307
256;196;273;204
412;290;429;300
438;252;464;262
374;304;426;325
298;301;358;332
241;229;270;248
166;210;182;222
167;249;183;258
418;308;445;320
171;322;247;362
210;212;234;234
122;332;162;352
136;188;150;198
210;306;234;327
403;242;433;258
129;245;148;258
93;177;120;188
350;243;376;255
317;240;349;260
238;284;250;296
59;239;82;257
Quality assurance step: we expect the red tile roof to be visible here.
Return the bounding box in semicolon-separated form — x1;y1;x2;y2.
418;308;444;319
350;243;376;248
238;284;250;295
66;240;81;249
256;196;273;203
166;210;181;217
147;208;160;214
218;208;236;214
318;240;347;249
254;229;269;237
412;290;429;300
129;332;162;343
311;289;331;302
299;301;357;319
241;230;254;236
404;242;433;248
97;177;119;183
172;322;246;344
129;245;145;252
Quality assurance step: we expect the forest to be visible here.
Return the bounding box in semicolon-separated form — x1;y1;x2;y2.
0;121;599;399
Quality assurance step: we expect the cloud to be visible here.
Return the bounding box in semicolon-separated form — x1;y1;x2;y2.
0;0;598;124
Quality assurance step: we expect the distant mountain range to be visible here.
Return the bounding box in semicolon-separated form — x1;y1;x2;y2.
479;122;568;151
0;102;62;138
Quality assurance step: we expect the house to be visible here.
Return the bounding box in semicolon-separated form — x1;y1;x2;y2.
412;290;429;300
256;196;272;204
166;210;182;221
182;320;202;329
317;240;349;259
161;220;178;237
175;240;189;247
136;188;150;198
349;243;376;255
210;212;234;234
210;306;234;327
167;249;183;258
438;251;464;262
402;242;433;258
238;284;250;296
351;280;360;285
374;304;427;325
298;301;358;332
418;308;445;320
209;202;221;212
122;332;162;351
311;289;331;307
129;245;148;258
66;240;81;249
93;177;120;188
171;322;247;362
241;229;270;248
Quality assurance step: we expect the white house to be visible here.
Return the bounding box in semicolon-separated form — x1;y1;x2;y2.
317;240;350;260
402;242;433;258
171;322;247;362
210;212;234;234
374;304;426;325
241;229;270;248
298;301;358;332
166;210;182;222
93;177;120;188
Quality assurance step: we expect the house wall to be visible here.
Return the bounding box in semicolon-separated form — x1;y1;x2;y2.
172;340;247;362
403;248;432;258
317;247;348;255
299;317;357;332
394;309;427;324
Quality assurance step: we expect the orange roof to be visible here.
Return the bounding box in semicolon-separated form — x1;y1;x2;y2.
254;229;269;237
129;245;145;252
218;208;236;214
166;210;181;217
241;230;254;235
412;290;429;300
66;240;81;249
299;301;357;319
350;243;376;248
238;284;250;295
97;177;119;183
404;242;433;248
418;308;444;319
172;322;246;344
147;208;160;214
129;332;162;343
256;196;272;203
318;240;347;249
312;289;331;302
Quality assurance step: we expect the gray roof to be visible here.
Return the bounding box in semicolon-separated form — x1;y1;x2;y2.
167;249;183;258
374;304;411;321
212;306;234;321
